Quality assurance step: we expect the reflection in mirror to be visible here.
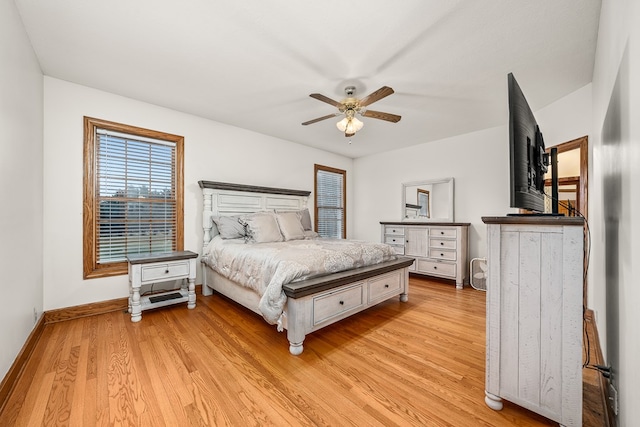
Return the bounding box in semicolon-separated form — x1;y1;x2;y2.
417;189;430;217
402;177;454;222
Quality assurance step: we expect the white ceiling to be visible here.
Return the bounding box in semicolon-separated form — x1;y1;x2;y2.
15;0;601;158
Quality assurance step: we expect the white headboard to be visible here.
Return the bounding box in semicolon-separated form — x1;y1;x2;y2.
198;181;311;253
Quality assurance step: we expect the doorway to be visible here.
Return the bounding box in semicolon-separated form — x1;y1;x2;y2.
544;135;588;219
544;135;588;304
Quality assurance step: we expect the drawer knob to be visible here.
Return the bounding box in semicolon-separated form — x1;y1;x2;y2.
441;253;444;256
433;266;437;270
384;284;389;288
339;300;344;305
440;242;444;245
165;269;169;274
440;231;444;235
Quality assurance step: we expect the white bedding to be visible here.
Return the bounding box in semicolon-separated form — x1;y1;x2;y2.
203;236;397;325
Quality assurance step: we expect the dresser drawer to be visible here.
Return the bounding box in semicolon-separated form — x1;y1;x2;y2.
429;248;457;261
416;259;456;278
385;235;405;245
313;284;364;325
384;226;405;236
429;238;457;250
430;228;457;239
368;271;402;303
141;260;191;282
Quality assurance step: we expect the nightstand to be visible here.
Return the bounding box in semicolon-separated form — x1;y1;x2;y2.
126;250;198;322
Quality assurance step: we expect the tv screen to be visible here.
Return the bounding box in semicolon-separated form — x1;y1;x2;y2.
508;73;548;213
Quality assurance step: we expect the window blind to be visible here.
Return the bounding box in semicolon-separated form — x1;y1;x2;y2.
96;130;177;263
316;167;345;238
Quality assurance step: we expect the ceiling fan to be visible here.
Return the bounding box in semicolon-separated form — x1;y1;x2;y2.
302;86;401;137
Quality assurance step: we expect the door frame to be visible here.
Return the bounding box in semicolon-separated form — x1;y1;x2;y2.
547;135;588;220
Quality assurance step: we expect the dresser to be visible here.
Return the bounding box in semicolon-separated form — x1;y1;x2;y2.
380;222;470;288
481;216;584;426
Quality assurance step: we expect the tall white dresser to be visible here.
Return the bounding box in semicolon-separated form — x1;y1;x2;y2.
481;216;584;427
380;222;470;288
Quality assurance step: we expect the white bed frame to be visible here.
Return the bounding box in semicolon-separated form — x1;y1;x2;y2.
199;181;413;355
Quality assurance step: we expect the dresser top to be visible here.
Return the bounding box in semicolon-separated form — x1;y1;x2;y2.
482;215;584;226
380;221;471;226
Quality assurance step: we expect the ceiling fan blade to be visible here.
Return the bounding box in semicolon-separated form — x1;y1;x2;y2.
359;86;395;107
309;93;343;108
301;112;340;126
362;109;402;123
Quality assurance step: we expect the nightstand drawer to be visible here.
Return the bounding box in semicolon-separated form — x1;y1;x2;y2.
141;260;190;282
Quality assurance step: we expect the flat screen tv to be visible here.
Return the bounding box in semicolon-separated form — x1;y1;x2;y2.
507;73;549;213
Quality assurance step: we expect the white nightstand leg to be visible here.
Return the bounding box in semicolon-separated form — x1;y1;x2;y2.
187;277;196;309
130;284;142;322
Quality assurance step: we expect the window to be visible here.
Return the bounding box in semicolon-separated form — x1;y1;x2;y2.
83;117;184;279
314;164;346;239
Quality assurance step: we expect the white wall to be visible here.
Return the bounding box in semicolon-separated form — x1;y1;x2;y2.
0;0;44;379
43;77;352;310
352;84;592;264
590;0;640;424
353;126;506;260
535;84;592;147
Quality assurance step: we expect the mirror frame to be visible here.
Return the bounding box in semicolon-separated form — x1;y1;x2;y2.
402;177;454;222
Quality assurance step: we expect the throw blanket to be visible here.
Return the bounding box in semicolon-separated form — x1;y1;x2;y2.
203;236;397;325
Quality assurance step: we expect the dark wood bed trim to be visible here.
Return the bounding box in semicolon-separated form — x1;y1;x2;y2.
198;180;311;197
283;257;414;298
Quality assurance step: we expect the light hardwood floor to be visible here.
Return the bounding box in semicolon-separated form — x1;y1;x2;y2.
0;276;604;426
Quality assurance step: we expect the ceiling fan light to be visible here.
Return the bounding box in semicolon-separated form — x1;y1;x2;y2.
350;117;364;132
336;116;364;134
336;117;349;132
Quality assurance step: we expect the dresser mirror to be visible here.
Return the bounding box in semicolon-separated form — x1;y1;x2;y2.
402;177;454;222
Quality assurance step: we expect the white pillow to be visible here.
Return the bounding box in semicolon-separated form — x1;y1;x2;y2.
240;212;283;243
297;209;313;231
303;230;320;239
212;215;246;239
275;211;306;241
277;208;312;231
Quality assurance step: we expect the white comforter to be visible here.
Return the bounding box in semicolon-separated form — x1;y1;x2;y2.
203;236;397;325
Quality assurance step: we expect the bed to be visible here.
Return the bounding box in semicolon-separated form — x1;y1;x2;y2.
199;180;414;355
